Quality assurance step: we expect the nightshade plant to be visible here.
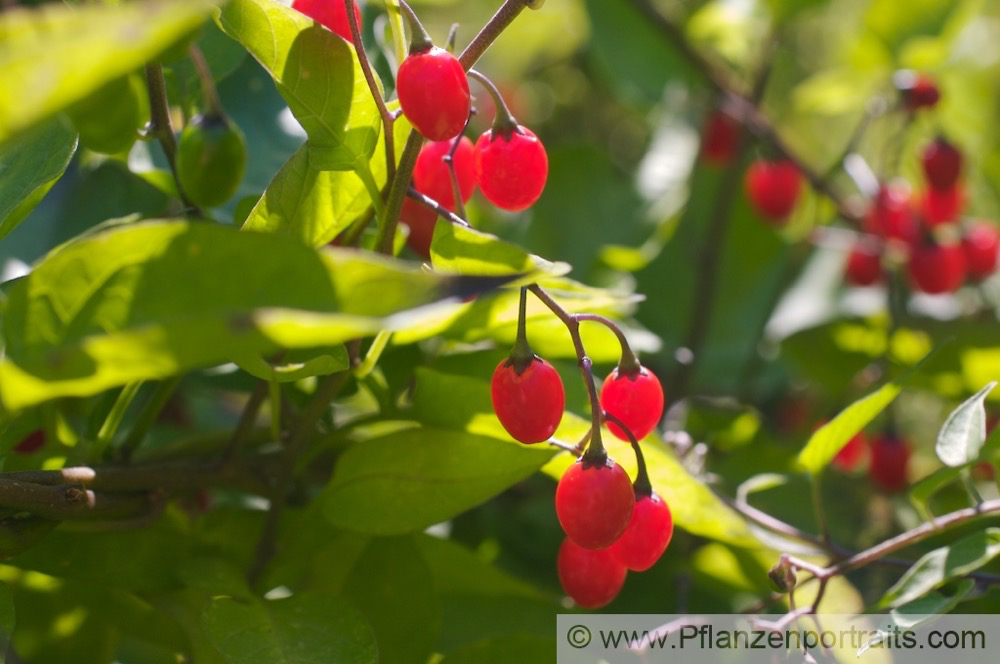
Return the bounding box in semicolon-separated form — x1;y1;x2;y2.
4;0;1000;661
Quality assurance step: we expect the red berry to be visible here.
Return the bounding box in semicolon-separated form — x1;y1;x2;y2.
400;197;437;258
845;242;882;286
832;431;867;472
896;71;940;111
396;47;470;141
291;0;362;42
920;185;964;227
557;537;627;609
413;137;476;211
474;126;548;211
908;240;966;294
13;429;45;455
599;366;664;441
863;184;918;243
555;456;635;549
963;223;1000;280
921;138;962;191
608;493;673;571
490;357;565;444
700;111;740;166
869;435;911;492
744;159;802;223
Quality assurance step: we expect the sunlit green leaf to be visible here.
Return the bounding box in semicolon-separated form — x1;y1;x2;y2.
431;222;570;278
936;381;997;467
243;108;411;246
0;117;77;240
322;427;555;535
908;466;963;521
0;220;498;410
876;528;1000;609
0;0;214;142
217;0;380;171
797;354;931;474
204;592;377;664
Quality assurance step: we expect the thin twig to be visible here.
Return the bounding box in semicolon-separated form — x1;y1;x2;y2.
346;0;397;184
144;62;200;214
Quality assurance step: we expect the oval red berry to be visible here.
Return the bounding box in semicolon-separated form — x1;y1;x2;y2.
396;47;470;141
608;492;673;572
845;243;882;287
474;126;548;211
599;366;664;442
557;537;627;609
291;0;361;42
491;357;565;444
555;456;634;550
413;137;476;211
908;242;966;294
869;435;910;493
963;223;1000;280
744;159;802;223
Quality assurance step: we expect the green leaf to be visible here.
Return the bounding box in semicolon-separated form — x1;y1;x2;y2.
0;580;13;656
203;592;377;664
242;106;410;246
7;518;191;592
341;537;441;664
908;466;963;521
0;0;214;142
0;220;498;411
797;356;930;474
430;223;571;278
936;381;997;467
217;0;380;171
890;580;976;627
321;427;555;535
235;346;350;383
0;117;77;240
440;635;555;664
876;528;1000;609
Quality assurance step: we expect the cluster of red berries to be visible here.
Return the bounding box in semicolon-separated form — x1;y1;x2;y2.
830;428;911;493
489;310;670;608
699;75;999;295
394;14;548;256
291;1;549;258
845;134;999;293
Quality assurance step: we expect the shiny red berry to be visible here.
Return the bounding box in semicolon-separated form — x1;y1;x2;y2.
291;0;361;42
397;47;470;141
555;456;635;549
608;492;673;572
473;126;548;211
400;197;437;258
599;366;664;441
413;137;476;211
491;357;565;444
869;435;910;492
897;72;940;111
845;242;882;286
921;185;964;227
744;159;802;223
700;111;740;166
13;429;45;455
832;431;868;472
908;240;966;294
863;184;918;243
963;223;1000;280
557;537;627;609
921;138;962;191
